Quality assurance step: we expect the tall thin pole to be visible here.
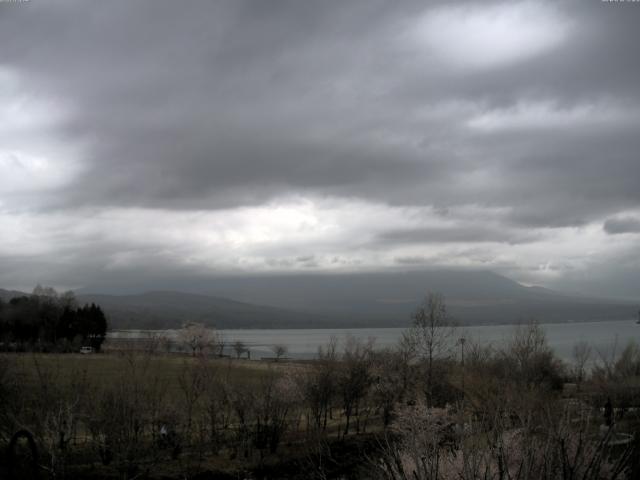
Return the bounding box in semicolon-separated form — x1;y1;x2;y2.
459;336;466;461
460;337;466;403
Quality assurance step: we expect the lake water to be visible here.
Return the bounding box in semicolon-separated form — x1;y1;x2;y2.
110;319;640;363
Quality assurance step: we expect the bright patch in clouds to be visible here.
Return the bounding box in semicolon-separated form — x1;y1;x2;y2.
0;151;80;195
0;67;83;201
413;2;570;69
0;196;631;289
468;100;640;132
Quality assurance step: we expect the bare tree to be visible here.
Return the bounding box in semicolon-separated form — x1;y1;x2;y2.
211;332;225;357
301;429;336;480
375;399;633;480
370;348;413;428
177;358;206;440
407;292;456;406
200;362;232;454
87;352;167;479
0;357;19;443
226;382;255;459
158;334;173;354
272;344;288;361
505;320;564;388
252;372;297;455
20;356;93;478
572;340;592;384
297;338;339;432
233;340;246;359
338;336;374;435
375;403;454;480
613;341;640;378
59;290;78;310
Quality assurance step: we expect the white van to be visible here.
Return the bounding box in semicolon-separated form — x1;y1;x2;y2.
80;346;94;354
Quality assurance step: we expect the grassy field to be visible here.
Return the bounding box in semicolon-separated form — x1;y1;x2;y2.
1;351;305;402
2;346;639;479
0;352;357;479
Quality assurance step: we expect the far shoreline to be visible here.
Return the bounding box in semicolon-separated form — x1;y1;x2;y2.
108;316;639;333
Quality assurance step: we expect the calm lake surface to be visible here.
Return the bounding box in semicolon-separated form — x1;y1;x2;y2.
110;319;640;362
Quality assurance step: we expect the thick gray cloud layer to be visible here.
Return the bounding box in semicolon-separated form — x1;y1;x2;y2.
604;217;640;235
1;0;640;298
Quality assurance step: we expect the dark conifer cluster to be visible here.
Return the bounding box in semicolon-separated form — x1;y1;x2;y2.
0;286;107;352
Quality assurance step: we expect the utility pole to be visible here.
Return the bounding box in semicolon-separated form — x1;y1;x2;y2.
460;336;466;402
459;336;467;463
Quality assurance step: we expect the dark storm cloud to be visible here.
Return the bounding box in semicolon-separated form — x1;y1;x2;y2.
604;217;640;235
544;244;640;301
0;0;638;226
1;0;640;298
1;0;430;210
375;226;540;245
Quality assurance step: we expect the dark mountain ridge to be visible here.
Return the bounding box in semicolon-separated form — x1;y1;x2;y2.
3;270;638;329
0;289;28;302
176;270;636;325
77;290;331;329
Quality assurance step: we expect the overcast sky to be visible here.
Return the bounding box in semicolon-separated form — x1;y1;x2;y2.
1;0;640;299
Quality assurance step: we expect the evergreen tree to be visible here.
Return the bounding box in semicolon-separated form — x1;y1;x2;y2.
0;287;108;352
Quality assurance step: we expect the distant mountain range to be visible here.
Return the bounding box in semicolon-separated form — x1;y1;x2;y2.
0;289;26;302
0;288;328;329
151;270;636;326
2;270;638;329
76;291;330;329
